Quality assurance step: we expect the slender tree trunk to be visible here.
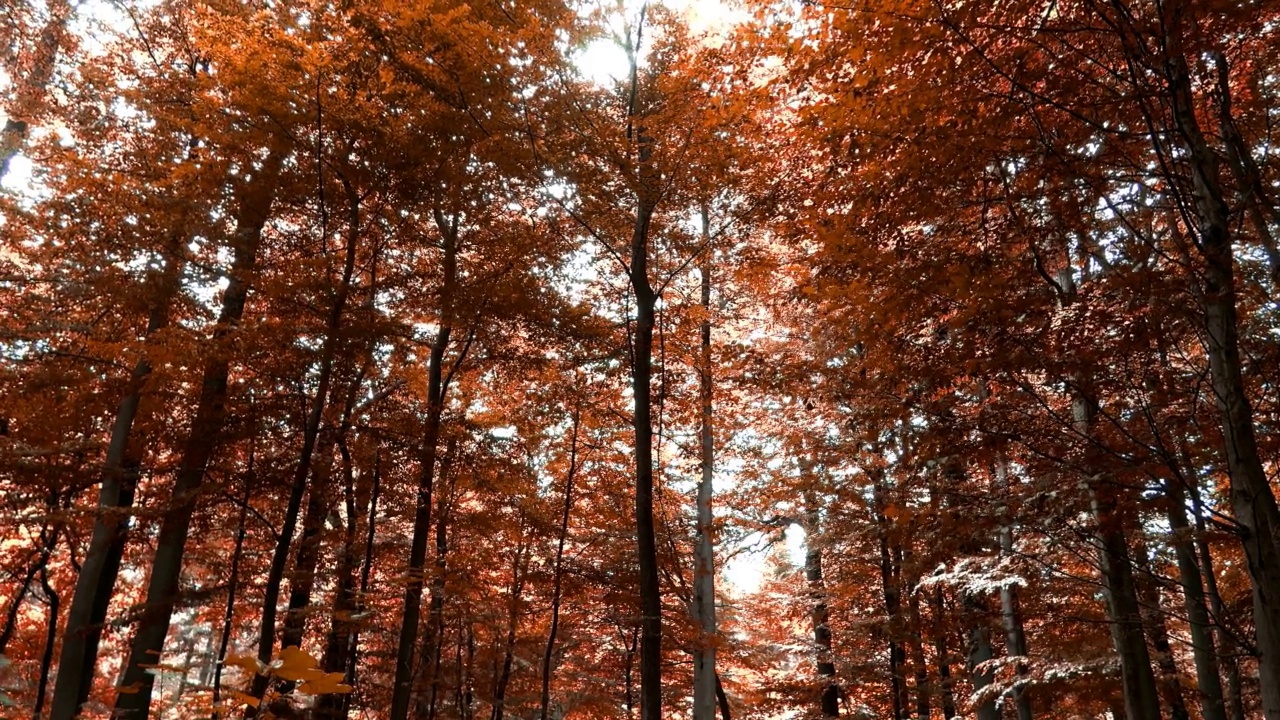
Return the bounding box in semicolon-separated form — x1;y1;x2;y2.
623;20;663;715
276;443;334;651
906;573;930;720
390;209;458;720
1163;477;1228;720
1212;52;1280;288
994;456;1033;720
422;449;457;720
692;247;718;720
337;450;382;720
1132;538;1190;720
714;672;732;720
51;232;186;720
1158;12;1280;717
963;592;998;720
490;539;528;720
252;181;362;706
540;402;580;720
316;432;361;720
1059;246;1160;720
1090;484;1162;720
932;588;957;720
113;148;284;720
804;489;840;718
873;480;904;720
1191;487;1246;720
34;565;59;719
630;170;662;720
212;467;253;717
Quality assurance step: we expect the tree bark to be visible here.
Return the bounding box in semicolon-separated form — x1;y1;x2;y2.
490;538;528;720
804;489;840;718
995;456;1033;720
624;18;663;717
963;593;999;720
212;470;253;718
1060;254;1160;720
51;231;187;720
905;571;930;720
1163;476;1227;720
1132;538;1190;720
1191;483;1247;720
931;588;957;720
540;401;580;720
873;480;905;720
34;565;59;719
692;248;718;720
113;148;284;720
251;177;361;706
390;208;458;720
315;431;362;720
1158;10;1280;717
421;447;457;720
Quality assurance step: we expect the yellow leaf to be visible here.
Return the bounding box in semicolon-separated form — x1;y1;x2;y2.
298;673;353;695
228;690;260;708
224;654;264;675
272;646;325;682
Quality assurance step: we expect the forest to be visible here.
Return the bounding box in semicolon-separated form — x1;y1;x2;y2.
1;0;1279;719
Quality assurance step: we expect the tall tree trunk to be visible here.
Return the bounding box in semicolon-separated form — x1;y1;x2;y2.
963;593;998;720
1212;52;1280;288
390;208;458;720
1191;484;1246;720
1090;483;1162;720
692;247;718;720
1132;538;1190;720
113;148;284;720
995;456;1033;720
422;448;457;720
714;672;732;720
334;449;382;720
51;231;187;720
1163;476;1228;720
1060;252;1161;720
212;471;253;717
804;489;840;718
624;18;663;716
630;160;662;720
905;571;930;720
252;179;362;705
316;432;362;720
1158;11;1280;717
34;565;59;719
873;480;904;720
276;440;334;651
540;401;580;720
931;588;957;720
490;538;528;720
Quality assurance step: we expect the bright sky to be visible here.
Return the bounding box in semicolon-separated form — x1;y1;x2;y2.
575;0;743;86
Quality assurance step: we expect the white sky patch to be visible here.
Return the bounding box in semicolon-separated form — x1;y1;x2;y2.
573;0;741;87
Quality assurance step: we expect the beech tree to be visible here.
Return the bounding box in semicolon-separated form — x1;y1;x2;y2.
4;1;1280;719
